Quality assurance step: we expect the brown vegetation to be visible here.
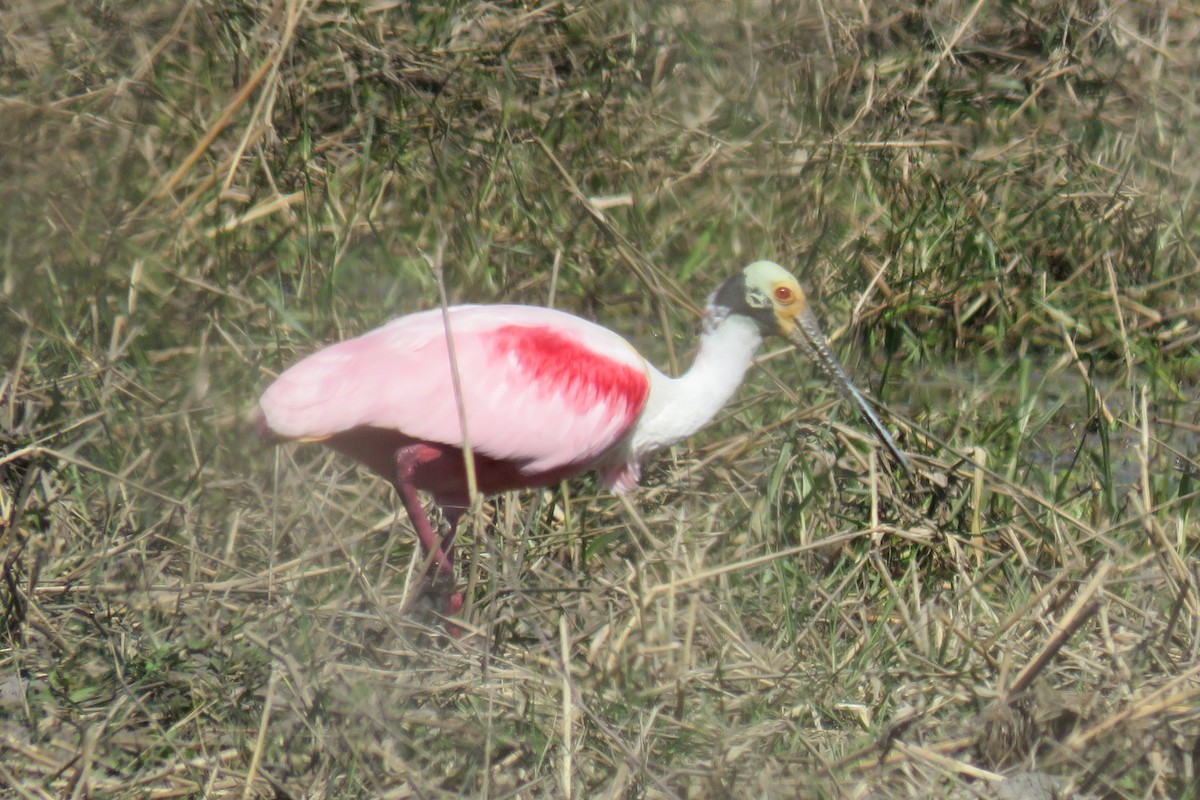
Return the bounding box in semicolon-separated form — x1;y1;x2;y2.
2;1;1199;797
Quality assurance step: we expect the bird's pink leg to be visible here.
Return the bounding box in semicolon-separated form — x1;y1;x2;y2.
394;446;452;575
395;445;463;617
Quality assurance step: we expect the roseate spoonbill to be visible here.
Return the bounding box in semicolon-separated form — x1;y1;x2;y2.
258;260;908;619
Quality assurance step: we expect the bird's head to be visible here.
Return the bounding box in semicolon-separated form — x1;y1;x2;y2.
709;260;911;473
708;260;811;341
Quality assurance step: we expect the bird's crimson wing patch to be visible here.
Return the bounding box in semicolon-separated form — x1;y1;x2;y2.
488;325;649;423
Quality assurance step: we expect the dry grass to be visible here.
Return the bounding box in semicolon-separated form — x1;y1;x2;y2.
3;1;1200;798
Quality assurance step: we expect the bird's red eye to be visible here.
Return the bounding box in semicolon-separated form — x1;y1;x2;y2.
774;286;794;303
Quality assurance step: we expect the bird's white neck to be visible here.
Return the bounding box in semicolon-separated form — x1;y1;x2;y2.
630;313;763;459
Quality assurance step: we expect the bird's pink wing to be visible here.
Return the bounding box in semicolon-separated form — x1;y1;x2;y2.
259;306;651;474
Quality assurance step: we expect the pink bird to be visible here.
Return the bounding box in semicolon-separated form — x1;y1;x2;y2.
258;261;908;621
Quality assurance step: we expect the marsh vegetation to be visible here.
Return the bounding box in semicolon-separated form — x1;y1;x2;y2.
2;1;1199;797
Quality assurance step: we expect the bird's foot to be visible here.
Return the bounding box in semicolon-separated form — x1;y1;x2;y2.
406;574;465;638
424;572;461;611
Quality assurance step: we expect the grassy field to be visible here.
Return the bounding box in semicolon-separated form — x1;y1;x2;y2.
3;1;1200;797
